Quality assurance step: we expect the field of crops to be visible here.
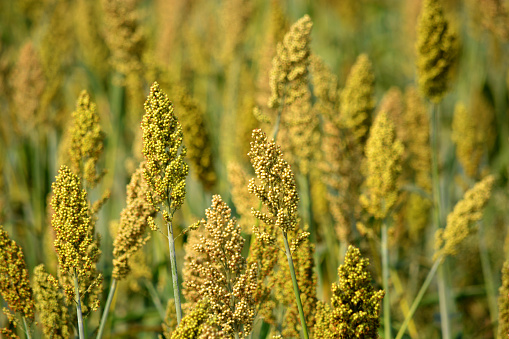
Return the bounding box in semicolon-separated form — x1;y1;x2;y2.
1;0;509;338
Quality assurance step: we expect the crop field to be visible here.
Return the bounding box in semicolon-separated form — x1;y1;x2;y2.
1;0;509;338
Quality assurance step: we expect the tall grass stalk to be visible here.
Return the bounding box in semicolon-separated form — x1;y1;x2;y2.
96;278;118;339
478;220;498;331
430;103;451;339
22;316;31;339
167;218;182;324
282;231;309;339
74;269;85;339
144;279;166;319
390;269;418;338
395;258;442;339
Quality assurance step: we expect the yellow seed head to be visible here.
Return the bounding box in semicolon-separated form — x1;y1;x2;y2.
171;299;210;339
339;54;375;143
112;162;157;280
310;54;339;119
451;98;495;179
182;195;257;337
248;129;299;233
102;0;145;79
227;162;258;233
404;86;431;191
142;82;189;212
50;165;102;308
33;265;72;339
330;245;384;338
220;0;252;63
269;14;313;109
0;226;35;321
174;87;216;190
434;175;495;260
69;90;106;188
416;0;458;103
360;110;404;220
11;42;46;135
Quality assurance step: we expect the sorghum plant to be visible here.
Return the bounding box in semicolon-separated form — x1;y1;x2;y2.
50;165;102;338
314;245;384;338
0;226;35;338
142;81;189;324
183;195;257;338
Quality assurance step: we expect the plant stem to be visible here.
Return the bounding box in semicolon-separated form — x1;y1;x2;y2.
382;220;391;339
144;279;166;320
74;269;85;339
395;258;442;339
22;316;31;339
430;102;451;339
282;231;309;339
96;278;118;339
478;220;498;331
437;265;451;339
167;219;183;324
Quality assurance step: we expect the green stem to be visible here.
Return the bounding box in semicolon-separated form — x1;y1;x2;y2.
430;103;451;339
74;269;85;339
167;219;183;324
437;265;451;339
282;231;309;339
22;317;31;339
96;278;118;339
382;220;391;339
478;220;498;330
144;279;166;320
395;258;442;339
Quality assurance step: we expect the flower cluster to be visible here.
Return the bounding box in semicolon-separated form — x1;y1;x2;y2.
69;90;106;188
0;225;35;321
404;87;431;192
33;264;72;339
416;0;458;102
50;165;102;309
314;245;384;338
339;54;375;143
268;14;313;109
11;42;46;134
248;129;299;233
112;162;157;280
434;175;495;260
451;102;493;179
183;195;258;337
173;86;216;190
142;81;189;213
227;162;259;233
170;299;211;339
360;110;404;220
102;0;145;79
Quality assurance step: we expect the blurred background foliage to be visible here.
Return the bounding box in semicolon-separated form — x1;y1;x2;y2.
1;0;509;338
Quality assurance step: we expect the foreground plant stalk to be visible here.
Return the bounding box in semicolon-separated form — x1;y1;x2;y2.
167;219;182;323
282;231;309;339
395;258;441;339
74;269;85;339
96;279;118;339
142;82;189;325
430;103;451;339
